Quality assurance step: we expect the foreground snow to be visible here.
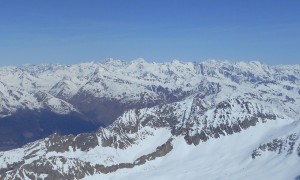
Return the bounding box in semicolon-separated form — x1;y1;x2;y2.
85;119;300;180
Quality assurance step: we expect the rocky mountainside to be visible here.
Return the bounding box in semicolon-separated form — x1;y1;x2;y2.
0;59;299;179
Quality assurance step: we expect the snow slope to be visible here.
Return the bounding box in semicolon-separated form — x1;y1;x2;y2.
86;120;300;180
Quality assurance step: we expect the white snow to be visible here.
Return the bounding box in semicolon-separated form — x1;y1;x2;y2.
84;118;300;180
46;127;172;166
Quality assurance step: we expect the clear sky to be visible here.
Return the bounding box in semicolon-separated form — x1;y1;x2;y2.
0;0;299;66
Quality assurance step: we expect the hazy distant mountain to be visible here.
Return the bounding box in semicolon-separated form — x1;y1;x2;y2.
0;59;300;179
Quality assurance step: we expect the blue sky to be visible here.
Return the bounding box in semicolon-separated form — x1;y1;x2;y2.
0;0;299;66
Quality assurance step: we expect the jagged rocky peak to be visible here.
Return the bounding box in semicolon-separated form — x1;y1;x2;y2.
104;58;126;66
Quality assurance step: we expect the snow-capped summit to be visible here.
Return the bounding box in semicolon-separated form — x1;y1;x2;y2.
104;58;126;66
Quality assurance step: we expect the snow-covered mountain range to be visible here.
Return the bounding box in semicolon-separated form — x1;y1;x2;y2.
1;59;299;118
0;59;300;179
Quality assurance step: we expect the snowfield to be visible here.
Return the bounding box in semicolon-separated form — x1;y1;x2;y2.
85;119;300;180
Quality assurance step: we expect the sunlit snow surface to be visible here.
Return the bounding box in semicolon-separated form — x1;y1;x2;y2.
85;119;300;180
46;128;172;166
